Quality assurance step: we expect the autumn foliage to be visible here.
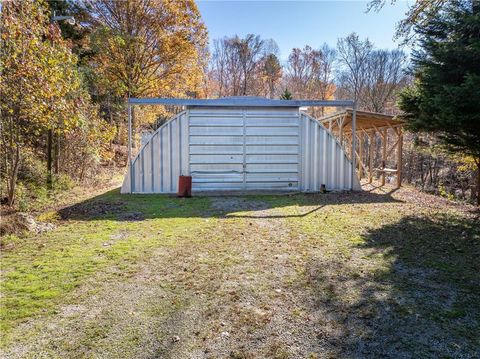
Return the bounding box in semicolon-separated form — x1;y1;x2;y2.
0;1;111;206
0;0;208;207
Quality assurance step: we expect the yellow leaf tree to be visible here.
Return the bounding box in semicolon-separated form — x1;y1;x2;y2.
85;0;209;141
0;0;112;206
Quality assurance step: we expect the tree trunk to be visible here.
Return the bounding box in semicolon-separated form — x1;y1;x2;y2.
428;162;433;187
127;90;136;148
420;155;425;187
269;79;275;99
243;74;247;95
407;150;414;183
7;143;20;207
47;129;53;188
476;157;480;206
54;133;60;175
433;159;439;187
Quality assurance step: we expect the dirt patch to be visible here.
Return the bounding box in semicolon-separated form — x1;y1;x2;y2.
59;304;88;318
109;230;131;241
117;211;145;221
59;200;126;220
210;197;268;213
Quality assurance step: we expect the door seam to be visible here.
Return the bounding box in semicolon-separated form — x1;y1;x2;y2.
242;108;247;190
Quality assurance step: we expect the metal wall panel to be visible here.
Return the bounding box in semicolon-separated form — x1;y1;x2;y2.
187;107;300;191
188;109;245;190
300;113;361;191
120;112;188;193
244;109;300;191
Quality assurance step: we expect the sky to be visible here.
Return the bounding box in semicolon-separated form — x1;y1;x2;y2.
197;0;411;61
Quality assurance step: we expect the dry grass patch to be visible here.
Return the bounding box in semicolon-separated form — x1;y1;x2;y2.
1;184;479;358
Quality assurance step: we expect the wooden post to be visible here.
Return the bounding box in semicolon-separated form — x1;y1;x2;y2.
359;133;364;179
54;134;60;175
396;127;403;188
128;103;133;193
351;105;357;190
381;128;387;186
369;130;374;183
339;117;344;148
347;135;352;159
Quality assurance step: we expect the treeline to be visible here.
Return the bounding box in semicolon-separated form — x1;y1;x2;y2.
207;33;408;117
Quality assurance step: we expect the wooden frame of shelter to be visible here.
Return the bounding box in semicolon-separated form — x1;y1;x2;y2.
319;109;405;188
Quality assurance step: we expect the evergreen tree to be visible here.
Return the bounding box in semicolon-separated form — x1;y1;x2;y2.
262;54;282;99
280;88;293;100
398;0;480;204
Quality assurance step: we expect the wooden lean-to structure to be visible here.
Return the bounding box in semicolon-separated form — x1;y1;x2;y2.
319;109;405;188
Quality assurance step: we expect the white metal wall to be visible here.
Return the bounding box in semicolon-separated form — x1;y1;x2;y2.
121;108;360;194
300;113;360;191
121;111;189;193
189;107;299;191
189;108;244;190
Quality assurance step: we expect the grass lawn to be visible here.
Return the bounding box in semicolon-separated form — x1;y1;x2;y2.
1;184;479;358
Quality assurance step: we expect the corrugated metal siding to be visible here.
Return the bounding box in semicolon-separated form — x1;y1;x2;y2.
300;113;360;191
189;108;244;190
188;107;299;191
121;108;360;194
245;108;299;190
120;111;188;193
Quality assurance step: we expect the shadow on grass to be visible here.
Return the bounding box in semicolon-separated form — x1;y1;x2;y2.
58;187;403;221
305;213;480;358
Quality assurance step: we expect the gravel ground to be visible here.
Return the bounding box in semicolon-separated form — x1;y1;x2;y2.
1;183;479;358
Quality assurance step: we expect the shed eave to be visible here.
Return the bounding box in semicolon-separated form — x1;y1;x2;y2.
128;97;355;108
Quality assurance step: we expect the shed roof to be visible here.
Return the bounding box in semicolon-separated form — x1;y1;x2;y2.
128;96;354;108
319;109;405;132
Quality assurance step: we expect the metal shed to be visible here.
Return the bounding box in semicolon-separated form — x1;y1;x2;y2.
121;97;361;194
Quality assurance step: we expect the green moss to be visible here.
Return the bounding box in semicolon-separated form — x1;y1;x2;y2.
0;193;215;346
